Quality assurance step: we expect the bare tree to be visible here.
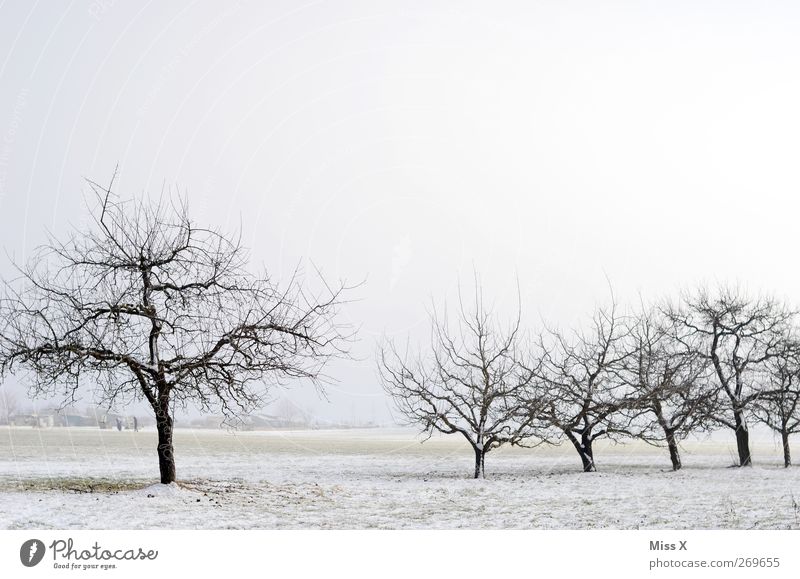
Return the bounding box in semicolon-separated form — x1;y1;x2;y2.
0;389;18;425
273;397;311;426
664;286;795;466
0;175;352;483
533;300;641;472
752;345;800;467
623;306;716;470
378;285;542;479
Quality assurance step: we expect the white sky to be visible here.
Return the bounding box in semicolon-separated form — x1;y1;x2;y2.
2;0;800;422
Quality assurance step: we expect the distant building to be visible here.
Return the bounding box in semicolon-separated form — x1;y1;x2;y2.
97;413;135;430
240;414;308;430
56;413;98;427
9;414;54;428
7;409;141;429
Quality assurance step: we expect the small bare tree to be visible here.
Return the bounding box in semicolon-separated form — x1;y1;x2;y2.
0;389;18;425
664;286;795;466
0;175;352;483
752;345;800;467
623;306;716;470
273;397;311;426
378;285;542;479
533;300;641;472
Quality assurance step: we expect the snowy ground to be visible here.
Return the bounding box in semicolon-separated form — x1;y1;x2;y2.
1;426;798;529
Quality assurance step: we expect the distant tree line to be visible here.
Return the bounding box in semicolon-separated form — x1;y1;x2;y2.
379;283;800;478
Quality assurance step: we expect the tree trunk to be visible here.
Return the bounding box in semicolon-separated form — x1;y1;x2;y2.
654;401;681;471
665;429;682;471
569;432;596;472
733;409;751;467
473;447;485;479
580;433;596;472
155;401;176;484
782;430;791;468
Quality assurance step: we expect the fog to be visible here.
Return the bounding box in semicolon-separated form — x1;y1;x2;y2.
2;1;800;422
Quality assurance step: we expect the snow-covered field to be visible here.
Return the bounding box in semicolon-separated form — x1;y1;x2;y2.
1;426;798;529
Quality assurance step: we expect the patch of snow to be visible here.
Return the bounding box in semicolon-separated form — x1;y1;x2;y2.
135;482;189;498
1;426;799;529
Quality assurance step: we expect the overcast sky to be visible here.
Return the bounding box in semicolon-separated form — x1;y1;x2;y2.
2;1;800;422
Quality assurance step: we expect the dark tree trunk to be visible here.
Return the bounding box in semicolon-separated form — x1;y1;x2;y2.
733;409;751;466
782;430;791;468
580;433;595;472
666;430;682;471
654;402;681;471
473;446;485;479
569;431;596;472
155;400;176;484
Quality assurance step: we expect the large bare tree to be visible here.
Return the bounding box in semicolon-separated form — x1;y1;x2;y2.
0;176;352;483
752;344;800;467
623;306;716;470
378;286;543;479
664;286;795;466
532;300;641;472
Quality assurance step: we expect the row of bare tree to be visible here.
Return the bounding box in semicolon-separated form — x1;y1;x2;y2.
379;285;800;478
1;180;798;484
